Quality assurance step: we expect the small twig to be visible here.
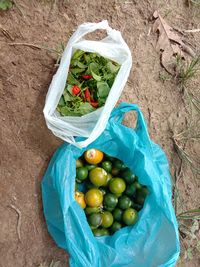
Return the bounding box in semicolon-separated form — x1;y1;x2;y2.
147;27;151;36
183;29;200;33
9;204;22;242
8;42;47;50
0;24;14;41
7;42;61;58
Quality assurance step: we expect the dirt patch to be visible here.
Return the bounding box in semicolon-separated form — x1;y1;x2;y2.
0;0;199;266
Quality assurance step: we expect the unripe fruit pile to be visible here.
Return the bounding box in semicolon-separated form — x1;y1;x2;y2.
75;148;149;236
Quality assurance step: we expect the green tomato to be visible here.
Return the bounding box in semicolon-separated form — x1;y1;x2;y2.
111;167;120;176
76;159;83;168
76;167;88;181
109;178;126;194
121;169;136;184
110;221;122;233
85;164;97;171
101;161;112;173
101;211;113;228
114;159;126;171
113;208;123;222
118;195;132;210
85;206;101;215
122;208;138;226
125;183;137;197
89;167;108;187
88;213;102;228
103;193;118;209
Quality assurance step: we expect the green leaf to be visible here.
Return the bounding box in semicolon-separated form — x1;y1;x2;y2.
67;72;80;85
84;54;90;64
59;106;74;116
103;73;114;80
66;84;73;94
71;68;85;75
98;97;107;107
63;90;73;102
107;77;115;87
58;95;65;107
0;0;13;10
106;61;120;73
89;62;101;81
97;81;110;98
71;49;85;61
91;72;101;81
77;61;87;68
77;102;95;115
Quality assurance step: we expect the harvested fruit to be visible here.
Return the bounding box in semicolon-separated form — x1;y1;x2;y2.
101;228;110;236
86;182;97;190
85;206;101;215
89;167;107;187
122;208;138;226
132;181;142;190
110;221;122;233
111;167;120;176
101;161;112;173
135;195;145;205
109;178;126;194
103;193;118;209
84;149;103;164
74;149;149;236
113;208;123;222
75;191;86;209
125;183;136;197
114;159;126;171
88;213;102;228
76;167;88;182
106;173;112;185
137;186;149;197
101;211;113;228
85;188;103;207
92;228;103;237
76;159;83;168
85;164;96;171
121;169;135;184
93;228;110;236
118;196;132;210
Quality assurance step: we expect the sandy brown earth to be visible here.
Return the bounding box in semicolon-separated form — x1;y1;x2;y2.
0;0;200;266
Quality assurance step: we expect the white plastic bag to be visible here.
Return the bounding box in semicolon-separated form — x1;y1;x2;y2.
43;20;132;148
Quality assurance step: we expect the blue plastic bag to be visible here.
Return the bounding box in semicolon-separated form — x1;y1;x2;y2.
42;103;180;267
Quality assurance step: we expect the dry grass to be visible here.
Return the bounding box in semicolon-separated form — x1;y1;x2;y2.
171;54;200;261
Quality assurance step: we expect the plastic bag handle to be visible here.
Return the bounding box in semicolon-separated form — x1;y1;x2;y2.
110;103;152;151
68;20;126;48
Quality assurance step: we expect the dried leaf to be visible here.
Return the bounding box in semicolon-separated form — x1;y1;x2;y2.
152;10;195;74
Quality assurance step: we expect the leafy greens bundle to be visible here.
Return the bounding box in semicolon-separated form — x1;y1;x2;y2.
57;50;120;116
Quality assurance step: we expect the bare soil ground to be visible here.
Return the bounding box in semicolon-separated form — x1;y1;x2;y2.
0;0;199;266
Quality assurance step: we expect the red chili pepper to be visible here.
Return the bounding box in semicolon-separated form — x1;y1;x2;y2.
72;85;81;95
85;88;91;102
91;101;99;108
82;75;93;80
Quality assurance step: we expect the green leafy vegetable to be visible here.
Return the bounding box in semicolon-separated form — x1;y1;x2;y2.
97;81;110;98
106;61;120;73
58;96;65;107
67;72;80;85
57;49;120;117
89;63;101;81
